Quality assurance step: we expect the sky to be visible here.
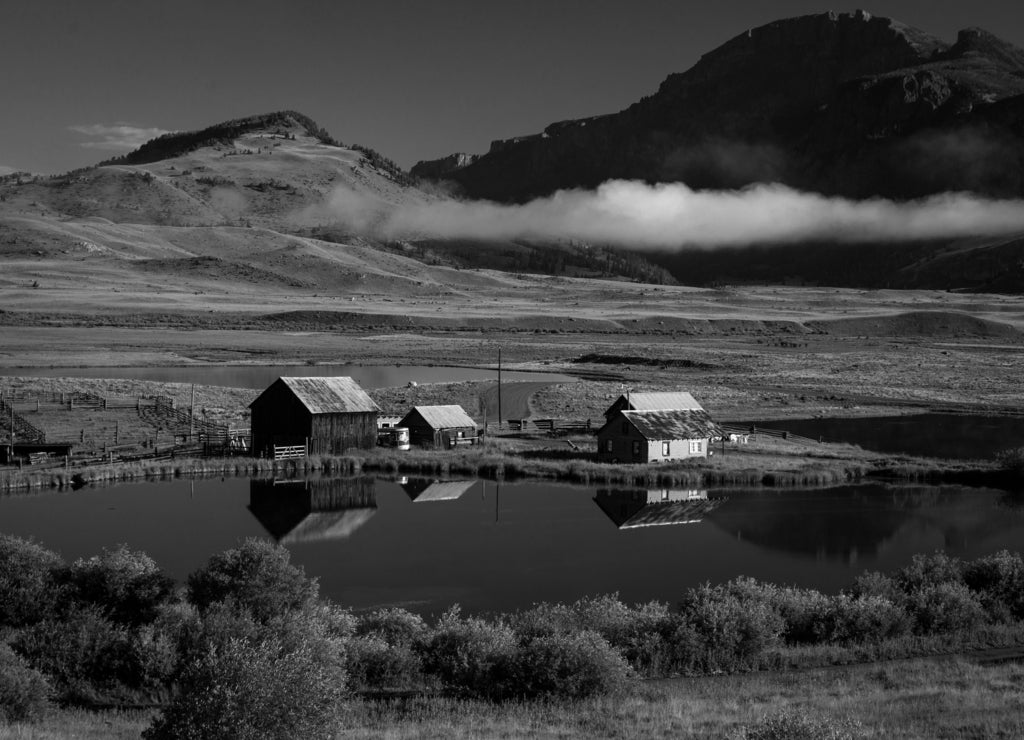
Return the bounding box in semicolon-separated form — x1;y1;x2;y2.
3;0;1024;176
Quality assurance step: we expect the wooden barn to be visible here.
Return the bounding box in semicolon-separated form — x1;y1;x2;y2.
398;405;479;449
249;376;380;457
603;391;705;421
596;408;722;464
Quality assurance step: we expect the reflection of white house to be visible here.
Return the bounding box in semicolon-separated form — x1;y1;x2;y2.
596;409;722;463
401;479;477;503
594;489;721;529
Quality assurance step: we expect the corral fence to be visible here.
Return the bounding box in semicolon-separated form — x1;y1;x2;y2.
273;444;307;460
719;423;827;446
484;418;603;436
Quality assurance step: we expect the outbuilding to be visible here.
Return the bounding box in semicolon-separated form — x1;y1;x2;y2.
398;405;479;449
249;376;380;457
596;408;722;463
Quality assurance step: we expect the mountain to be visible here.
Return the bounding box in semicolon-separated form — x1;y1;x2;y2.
0;111;671;295
414;11;1024;203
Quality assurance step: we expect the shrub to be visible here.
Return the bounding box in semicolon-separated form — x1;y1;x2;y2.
846;571;903;603
356;608;428;646
769;587;831;645
996;447;1024;477
678;580;785;672
346;634;424;692
420;608;516;696
816;595;912;643
741;709;862;739
12;605;172;703
0;644;52;723
0;535;63;627
143;635;345;740
56;545;176;625
908;582;986;634
896;552;963;592
186;539;318;621
962;550;1024;621
494;630;634;700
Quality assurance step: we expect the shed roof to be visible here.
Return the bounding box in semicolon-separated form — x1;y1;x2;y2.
252;376;380;414
401;405;476;430
617;409;722;441
617;392;704;412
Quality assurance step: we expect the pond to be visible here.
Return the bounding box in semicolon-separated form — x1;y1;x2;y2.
742;414;1024;461
2;476;1022;616
0;364;575;390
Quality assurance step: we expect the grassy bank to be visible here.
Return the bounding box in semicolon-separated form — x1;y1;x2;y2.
0;435;1006;493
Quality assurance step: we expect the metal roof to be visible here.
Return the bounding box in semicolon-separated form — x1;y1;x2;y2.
618;409;722;440
401;405;477;430
619;392;704;412
265;376;380;414
410;480;477;502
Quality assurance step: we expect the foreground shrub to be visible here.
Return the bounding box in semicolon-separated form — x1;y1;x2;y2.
56;545;176;625
896;552;964;592
0;535;63;627
495;630;634;700
962;550;1024;621
0;644;52;723
12;605;175;703
186;539;318;621
347;634;424;692
817;595;912;644
678;580;785;672
143;635;345;740
356;607;428;646
420;608;516;696
908;582;986;634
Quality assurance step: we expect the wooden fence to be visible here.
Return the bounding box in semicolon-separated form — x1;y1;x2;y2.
273;444;307;460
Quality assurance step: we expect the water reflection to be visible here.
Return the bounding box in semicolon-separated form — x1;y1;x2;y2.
248;477;376;544
400;478;478;503
594;489;721;529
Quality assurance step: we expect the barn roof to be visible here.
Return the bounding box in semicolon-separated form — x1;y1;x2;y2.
253;376;380;414
618;392;704;412
618;409;722;440
401;405;476;430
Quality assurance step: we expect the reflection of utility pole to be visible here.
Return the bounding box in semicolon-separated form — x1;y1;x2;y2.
495;481;500;523
497;347;502;425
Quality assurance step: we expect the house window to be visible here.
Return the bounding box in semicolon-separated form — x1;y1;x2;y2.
689;440;703;454
605;439;613;452
457;430;464;438
632;440;641;455
662;441;670;456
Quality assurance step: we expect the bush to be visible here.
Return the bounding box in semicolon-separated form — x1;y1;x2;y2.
996;447;1024;477
56;545;176;625
186;539;318;621
0;535;63;627
143;635;345;740
346;634;424;692
356;608;428;646
963;550;1024;622
494;630;634;700
0;644;52;723
816;595;912;643
420;608;516;696
846;571;903;603
12;605;174;703
678;580;785;672
896;552;963;593
908;582;986;634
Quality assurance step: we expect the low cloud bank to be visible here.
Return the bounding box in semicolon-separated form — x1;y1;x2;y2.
319;180;1024;248
69;123;175;151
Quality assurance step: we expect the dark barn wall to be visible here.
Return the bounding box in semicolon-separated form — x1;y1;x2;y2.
309;411;378;453
251;382;313;456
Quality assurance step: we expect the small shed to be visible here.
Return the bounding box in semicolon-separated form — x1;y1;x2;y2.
603;391;704;421
399;405;479;449
249;376;380;457
596;409;722;463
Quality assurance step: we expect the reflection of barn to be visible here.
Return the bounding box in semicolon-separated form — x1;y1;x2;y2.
249;377;380;457
594;489;721;529
398;405;479;449
248;477;376;543
400;478;477;502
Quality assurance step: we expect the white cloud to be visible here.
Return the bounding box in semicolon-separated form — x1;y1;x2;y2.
68;123;174;151
364;180;1024;248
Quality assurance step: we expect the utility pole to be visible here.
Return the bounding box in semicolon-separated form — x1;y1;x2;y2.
497;347;503;426
190;384;196;440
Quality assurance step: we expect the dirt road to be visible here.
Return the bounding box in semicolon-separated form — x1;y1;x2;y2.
479;381;557;421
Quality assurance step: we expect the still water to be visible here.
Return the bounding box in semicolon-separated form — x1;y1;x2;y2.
0;365;575;390
744;414;1024;460
2;476;1022;615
